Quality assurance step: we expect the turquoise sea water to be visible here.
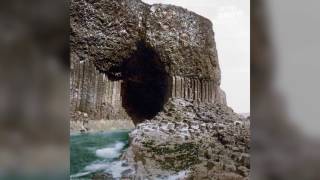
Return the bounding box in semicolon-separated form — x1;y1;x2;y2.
70;130;130;179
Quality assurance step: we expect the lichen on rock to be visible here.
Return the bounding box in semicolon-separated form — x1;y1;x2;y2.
121;98;250;179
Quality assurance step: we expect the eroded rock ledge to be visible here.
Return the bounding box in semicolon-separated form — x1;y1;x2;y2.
120;98;250;179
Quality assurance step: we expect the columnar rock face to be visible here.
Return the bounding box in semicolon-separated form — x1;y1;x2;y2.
70;0;226;122
70;54;129;120
70;0;249;178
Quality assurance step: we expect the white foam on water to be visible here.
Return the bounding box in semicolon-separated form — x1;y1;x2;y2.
104;160;133;178
76;160;186;179
71;141;127;179
84;163;110;172
82;160;132;179
70;171;91;178
95;142;125;159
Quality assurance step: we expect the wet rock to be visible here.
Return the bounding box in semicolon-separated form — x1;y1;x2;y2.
121;169;134;177
92;172;113;180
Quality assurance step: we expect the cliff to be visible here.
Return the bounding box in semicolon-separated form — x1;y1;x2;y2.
70;0;226;123
70;0;249;178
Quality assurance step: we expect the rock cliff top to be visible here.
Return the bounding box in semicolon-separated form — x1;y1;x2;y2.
70;0;221;82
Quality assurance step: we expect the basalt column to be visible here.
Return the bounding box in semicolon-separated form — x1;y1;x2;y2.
70;0;227;123
70;52;130;120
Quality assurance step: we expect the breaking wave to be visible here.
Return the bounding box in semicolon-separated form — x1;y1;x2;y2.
95;142;125;159
70;132;188;179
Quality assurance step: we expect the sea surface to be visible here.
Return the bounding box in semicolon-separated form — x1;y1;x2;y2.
70;130;131;179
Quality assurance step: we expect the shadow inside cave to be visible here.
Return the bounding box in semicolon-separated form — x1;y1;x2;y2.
120;42;171;125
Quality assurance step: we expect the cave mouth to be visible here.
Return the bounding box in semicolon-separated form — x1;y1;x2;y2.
121;42;171;125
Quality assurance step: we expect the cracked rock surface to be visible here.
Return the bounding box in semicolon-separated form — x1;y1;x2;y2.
70;0;250;179
70;0;220;81
70;0;226;121
120;98;250;179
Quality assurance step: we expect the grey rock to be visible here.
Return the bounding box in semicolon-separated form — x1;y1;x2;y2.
122;98;250;179
70;0;250;179
70;0;228;124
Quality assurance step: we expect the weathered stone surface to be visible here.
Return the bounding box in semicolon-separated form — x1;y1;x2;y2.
121;98;250;179
70;0;226;122
70;0;250;179
70;0;146;80
70;0;220;80
145;4;221;80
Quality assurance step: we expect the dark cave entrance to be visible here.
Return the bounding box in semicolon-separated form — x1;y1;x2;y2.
121;42;171;124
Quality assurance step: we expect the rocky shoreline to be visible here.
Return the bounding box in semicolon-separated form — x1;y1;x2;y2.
70;0;250;179
90;98;250;179
70;111;134;134
71;99;250;179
